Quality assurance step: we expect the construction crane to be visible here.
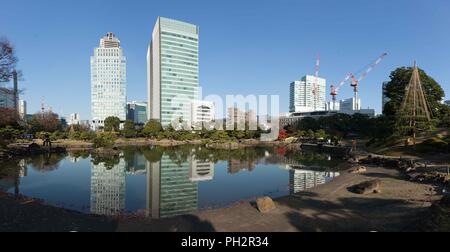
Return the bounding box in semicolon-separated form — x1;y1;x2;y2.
330;73;353;110
349;52;388;111
329;53;388;111
312;54;320;111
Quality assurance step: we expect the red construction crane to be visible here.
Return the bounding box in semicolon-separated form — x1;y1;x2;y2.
329;52;388;111
349;52;388;110
330;73;352;110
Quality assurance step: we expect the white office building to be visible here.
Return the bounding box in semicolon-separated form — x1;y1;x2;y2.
68;113;81;125
290;75;326;113
191;100;215;128
91;32;127;130
148;17;200;127
18;100;27;119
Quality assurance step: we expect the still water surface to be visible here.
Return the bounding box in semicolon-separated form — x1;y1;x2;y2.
0;146;345;219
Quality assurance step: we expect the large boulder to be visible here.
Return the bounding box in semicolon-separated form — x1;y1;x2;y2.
348;179;381;194
255;197;276;213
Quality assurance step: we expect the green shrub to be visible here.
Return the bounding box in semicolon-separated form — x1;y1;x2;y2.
0;126;22;141
92;132;117;148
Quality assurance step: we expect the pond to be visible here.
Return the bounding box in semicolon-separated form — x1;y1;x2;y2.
0;146;346;219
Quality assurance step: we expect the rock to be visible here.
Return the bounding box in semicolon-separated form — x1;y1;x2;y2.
255;197;276;213
349;166;367;174
373;189;382;194
348;179;381;194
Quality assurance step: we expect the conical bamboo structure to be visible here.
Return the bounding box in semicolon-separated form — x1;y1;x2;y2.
397;61;432;144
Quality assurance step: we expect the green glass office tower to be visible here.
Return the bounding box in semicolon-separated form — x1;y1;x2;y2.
148;17;199;127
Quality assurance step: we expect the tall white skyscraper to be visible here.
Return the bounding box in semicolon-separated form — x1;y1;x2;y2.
148;17;199;127
290;75;326;113
18;100;27;119
91;32;127;130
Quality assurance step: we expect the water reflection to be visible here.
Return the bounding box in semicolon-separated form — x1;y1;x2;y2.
0;146;346;218
289;169;340;194
90;158;126;216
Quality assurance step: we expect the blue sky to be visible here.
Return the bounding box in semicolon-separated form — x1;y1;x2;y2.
1;0;449;119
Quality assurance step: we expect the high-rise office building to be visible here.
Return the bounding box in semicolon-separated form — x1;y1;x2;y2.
445;100;450;107
126;101;148;124
18;100;27;119
290;75;326;113
148;17;200;127
91;32;127;130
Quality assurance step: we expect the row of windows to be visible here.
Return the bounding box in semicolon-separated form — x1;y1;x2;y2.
160;45;197;56
161;63;198;72
162;76;198;84
161;67;197;76
162;71;198;80
161;53;198;63
161;31;198;42
161;58;198;67
160;39;198;50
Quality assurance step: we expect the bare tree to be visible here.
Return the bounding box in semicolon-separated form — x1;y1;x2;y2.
0;37;19;83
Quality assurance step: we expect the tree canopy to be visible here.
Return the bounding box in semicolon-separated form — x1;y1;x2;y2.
383;67;445;121
104;116;121;132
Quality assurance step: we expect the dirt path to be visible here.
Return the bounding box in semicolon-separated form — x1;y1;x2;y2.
184;166;440;232
0;166;441;232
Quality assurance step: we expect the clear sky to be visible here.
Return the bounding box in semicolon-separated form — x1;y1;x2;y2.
1;0;449;119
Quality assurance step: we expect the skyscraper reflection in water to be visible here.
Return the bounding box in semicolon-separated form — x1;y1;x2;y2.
146;154;214;219
289;169;340;194
90;159;126;216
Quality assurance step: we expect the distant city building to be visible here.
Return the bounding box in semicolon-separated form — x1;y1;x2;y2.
340;97;361;112
68;113;81;125
227;107;257;129
326;100;340;111
191;100;215;128
18;100;27;119
148;17;199;127
444;100;450;107
290;75;326;113
0;87;15;109
91;32;127;130
127;101;148;124
382;81;391;112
